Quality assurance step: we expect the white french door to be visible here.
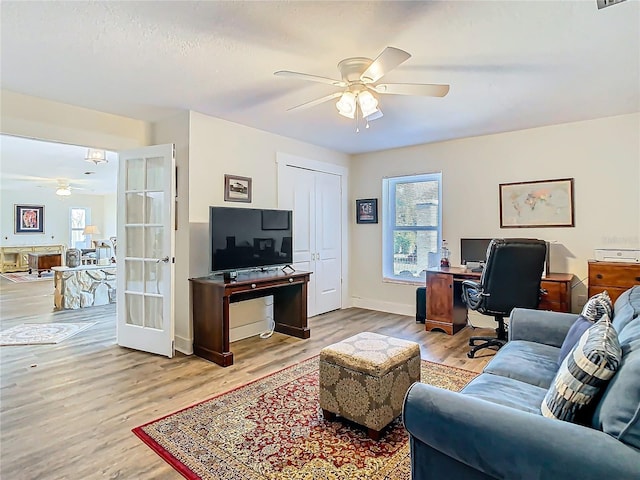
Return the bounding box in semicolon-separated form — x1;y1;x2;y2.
116;144;175;357
278;165;342;317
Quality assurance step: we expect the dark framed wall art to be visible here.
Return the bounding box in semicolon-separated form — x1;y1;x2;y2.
499;178;575;228
356;198;378;224
15;204;45;233
224;174;252;203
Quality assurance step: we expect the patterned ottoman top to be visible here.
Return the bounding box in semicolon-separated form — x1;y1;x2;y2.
320;332;421;377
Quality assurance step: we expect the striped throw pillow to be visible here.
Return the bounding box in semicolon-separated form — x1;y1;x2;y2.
541;314;621;422
581;291;612;322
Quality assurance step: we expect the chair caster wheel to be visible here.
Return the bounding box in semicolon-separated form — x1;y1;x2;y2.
467;352;475;358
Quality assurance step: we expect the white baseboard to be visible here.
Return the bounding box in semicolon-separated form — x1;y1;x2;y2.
174;334;193;355
350;297;414;317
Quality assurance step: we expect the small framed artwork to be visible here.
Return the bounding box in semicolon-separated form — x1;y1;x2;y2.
499;178;575;228
356;198;378;224
15;204;45;233
224;174;252;203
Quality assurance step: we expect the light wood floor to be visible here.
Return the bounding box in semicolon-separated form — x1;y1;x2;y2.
0;277;494;479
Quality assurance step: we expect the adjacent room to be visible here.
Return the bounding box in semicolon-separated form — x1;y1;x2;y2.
1;1;638;479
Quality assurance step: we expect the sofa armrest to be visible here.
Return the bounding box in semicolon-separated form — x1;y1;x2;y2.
403;383;640;480
509;307;578;347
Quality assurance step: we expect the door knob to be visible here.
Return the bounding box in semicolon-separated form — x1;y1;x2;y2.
157;256;170;263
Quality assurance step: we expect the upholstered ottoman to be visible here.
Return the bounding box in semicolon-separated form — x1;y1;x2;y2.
319;331;421;439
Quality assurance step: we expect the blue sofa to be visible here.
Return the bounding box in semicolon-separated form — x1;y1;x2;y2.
403;285;640;479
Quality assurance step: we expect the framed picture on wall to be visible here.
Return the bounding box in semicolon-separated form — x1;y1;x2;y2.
499;178;574;228
15;204;45;233
224;174;252;203
356;198;378;224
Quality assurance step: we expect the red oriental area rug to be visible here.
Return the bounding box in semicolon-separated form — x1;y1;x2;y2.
133;356;477;480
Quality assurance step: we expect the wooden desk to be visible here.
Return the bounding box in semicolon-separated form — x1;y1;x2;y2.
190;271;311;367
425;267;573;335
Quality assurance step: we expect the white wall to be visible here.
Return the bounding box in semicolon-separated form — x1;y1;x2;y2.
350;113;640;315
1;187;112;248
187;111;350;346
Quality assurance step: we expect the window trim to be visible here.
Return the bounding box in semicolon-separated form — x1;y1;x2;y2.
69;207;91;249
382;173;442;284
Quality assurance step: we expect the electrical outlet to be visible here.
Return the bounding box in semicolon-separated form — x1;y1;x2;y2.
597;0;626;10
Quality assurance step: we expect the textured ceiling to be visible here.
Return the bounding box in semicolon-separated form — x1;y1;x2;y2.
1;0;639;162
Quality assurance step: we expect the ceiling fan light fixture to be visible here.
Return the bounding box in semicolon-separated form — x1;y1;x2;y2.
56;186;71;196
336;92;356;118
358;91;379;118
85;148;108;165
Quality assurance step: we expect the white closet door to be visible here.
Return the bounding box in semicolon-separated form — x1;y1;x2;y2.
314;172;341;314
278;164;342;317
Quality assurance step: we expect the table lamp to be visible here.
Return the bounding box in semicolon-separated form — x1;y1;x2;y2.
83;225;101;249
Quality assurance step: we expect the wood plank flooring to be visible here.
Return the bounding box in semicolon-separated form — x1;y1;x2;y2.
0;277;494;479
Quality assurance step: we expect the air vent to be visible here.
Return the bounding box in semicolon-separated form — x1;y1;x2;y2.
597;0;626;9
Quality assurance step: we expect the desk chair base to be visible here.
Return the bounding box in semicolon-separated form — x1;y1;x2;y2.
468;337;507;358
467;316;507;358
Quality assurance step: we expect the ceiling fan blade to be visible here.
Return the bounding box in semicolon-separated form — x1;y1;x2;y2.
373;83;450;97
365;109;383;121
274;70;346;87
286;92;343;111
360;47;411;83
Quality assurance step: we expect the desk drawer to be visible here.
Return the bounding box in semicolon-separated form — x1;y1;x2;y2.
588;262;640;288
539;279;570;312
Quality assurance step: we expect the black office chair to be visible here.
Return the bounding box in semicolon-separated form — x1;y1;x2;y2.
461;238;547;358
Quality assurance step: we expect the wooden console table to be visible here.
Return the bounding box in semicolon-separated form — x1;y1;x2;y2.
189;270;311;367
425;266;573;335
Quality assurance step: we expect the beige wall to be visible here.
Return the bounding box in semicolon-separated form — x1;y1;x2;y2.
185;111;350;348
1;90;150;149
152;111;191;353
350;113;640;315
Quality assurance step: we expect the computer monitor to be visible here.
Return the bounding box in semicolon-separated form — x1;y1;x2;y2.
460;238;493;266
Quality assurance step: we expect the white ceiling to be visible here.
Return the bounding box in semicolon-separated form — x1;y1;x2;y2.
0;135;118;195
0;1;639;190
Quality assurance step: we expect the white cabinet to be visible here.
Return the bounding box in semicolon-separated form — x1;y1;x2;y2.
278;165;342;317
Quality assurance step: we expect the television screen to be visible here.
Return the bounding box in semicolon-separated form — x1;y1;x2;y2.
209;206;293;273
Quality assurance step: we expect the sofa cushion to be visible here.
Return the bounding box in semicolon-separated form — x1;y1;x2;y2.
483;340;560;389
612;286;640;334
542;314;622;422
557;316;592;366
592;318;640;449
461;373;548;414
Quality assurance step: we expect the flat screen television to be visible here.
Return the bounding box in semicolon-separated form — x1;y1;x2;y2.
209;206;293;273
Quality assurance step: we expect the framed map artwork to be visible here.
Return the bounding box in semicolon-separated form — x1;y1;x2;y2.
499;178;574;228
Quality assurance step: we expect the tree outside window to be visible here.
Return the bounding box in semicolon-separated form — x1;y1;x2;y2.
382;173;442;282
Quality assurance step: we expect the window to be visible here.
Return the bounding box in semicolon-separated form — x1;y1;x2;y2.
382;173;442;283
70;208;91;249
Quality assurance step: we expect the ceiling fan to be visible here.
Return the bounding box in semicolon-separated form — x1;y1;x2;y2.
274;47;449;125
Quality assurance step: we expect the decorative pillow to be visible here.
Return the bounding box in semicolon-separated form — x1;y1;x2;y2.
581;291;612;322
542;314;621;422
557;315;592;366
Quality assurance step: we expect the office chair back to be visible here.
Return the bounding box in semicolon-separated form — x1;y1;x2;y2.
479;238;547;315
